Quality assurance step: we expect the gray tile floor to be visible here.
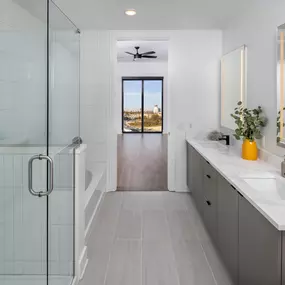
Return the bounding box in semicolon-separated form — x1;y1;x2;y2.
79;191;233;285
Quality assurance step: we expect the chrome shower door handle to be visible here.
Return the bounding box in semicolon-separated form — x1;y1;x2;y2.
28;154;54;197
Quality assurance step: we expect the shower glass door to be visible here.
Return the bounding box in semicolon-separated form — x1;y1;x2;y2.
0;0;49;284
48;1;80;285
0;1;79;285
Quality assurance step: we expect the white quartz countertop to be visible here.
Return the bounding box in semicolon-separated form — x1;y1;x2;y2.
187;139;285;231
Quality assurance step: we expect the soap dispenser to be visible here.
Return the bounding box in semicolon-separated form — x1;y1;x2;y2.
282;157;285;178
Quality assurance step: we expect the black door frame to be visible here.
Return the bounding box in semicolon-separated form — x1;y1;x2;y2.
122;77;164;134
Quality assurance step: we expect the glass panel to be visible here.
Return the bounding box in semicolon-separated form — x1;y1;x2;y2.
0;0;48;284
143;80;163;133
123;80;142;132
48;1;80;284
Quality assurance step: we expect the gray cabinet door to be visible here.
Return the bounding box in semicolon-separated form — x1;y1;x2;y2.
192;149;204;215
203;160;218;242
217;176;238;285
193;150;205;216
282;233;285;285
239;195;282;285
186;142;192;191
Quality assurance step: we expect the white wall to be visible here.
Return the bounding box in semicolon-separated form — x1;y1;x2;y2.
115;61;168;133
168;30;222;190
223;0;285;156
80;31;112;177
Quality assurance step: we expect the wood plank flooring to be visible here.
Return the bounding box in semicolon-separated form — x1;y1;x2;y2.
79;192;233;285
117;134;168;191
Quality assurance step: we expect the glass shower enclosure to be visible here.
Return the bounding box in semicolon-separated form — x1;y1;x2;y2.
0;0;80;284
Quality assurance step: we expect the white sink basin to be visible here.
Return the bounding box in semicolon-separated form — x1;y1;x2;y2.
199;141;227;150
243;177;285;200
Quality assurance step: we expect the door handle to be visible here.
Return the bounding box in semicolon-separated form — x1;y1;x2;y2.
28;154;54;197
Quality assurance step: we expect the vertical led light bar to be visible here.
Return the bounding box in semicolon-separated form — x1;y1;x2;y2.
221;58;225;122
240;49;244;102
280;31;284;139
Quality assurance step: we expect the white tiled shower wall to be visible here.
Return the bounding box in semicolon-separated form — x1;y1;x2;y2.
0;147;74;276
0;0;47;144
0;0;79;146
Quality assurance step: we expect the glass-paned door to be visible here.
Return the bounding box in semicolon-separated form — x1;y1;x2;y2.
48;1;80;285
143;80;163;132
122;80;143;132
0;0;49;284
122;78;163;133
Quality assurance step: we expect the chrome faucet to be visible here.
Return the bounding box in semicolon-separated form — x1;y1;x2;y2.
282;156;285;178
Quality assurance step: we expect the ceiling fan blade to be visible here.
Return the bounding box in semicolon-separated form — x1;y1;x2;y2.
125;52;135;55
141;51;156;55
142;55;157;58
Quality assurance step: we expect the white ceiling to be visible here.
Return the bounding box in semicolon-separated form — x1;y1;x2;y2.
52;0;254;30
117;41;168;62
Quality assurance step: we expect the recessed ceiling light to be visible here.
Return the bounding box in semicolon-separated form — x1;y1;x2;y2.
125;9;136;16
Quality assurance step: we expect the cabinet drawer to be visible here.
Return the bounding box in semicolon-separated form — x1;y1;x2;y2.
203;160;217;202
204;173;217;203
204;160;217;182
203;160;218;242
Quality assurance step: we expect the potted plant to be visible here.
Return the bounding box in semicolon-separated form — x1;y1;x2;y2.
231;101;267;160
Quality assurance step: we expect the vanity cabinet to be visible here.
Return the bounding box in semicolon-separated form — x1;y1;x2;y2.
203;160;218;242
238;194;282;285
186;141;285;285
217;176;238;284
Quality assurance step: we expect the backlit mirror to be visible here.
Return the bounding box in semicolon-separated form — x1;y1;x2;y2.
221;46;247;130
277;24;285;147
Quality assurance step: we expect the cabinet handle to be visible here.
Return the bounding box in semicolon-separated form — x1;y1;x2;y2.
206;200;212;206
206;174;211;179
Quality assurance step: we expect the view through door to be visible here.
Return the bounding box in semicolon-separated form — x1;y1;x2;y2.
122;77;163;133
118;77;167;191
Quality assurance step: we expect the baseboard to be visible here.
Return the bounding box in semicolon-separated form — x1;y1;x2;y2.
175;188;190;193
79;246;89;280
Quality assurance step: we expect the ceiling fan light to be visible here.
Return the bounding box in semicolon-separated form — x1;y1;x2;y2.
125;9;136;16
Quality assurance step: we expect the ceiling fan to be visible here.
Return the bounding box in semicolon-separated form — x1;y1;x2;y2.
125;46;157;60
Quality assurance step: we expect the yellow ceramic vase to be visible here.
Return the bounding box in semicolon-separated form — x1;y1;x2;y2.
242;139;258;161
